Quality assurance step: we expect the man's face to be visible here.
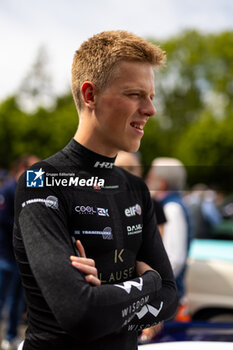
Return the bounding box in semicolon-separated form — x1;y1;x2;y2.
93;61;156;156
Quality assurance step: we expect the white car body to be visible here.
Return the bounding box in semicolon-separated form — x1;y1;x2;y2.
185;239;233;320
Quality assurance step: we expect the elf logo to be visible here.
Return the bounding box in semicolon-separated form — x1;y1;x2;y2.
94;161;114;169
125;204;142;217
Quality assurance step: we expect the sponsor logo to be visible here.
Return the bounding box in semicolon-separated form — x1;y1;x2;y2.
74;227;113;240
75;205;109;216
127;224;143;235
22;196;58;210
125;204;142;217
127;323;155;332
114;249;124;263
122;301;163;330
115;277;143;294
75;205;95;214
26;169;44;187
121;295;150;318
94;161;114;169
102;185;119;189
99;266;135;284
97;207;109;216
45;196;58;209
135;301;163;320
46;176;104;188
26;170;105;188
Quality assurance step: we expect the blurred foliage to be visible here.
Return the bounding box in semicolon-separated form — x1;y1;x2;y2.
0;30;233;188
141;30;233;188
16;46;55;113
0;94;77;168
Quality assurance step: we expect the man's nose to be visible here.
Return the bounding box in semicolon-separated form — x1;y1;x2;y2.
139;98;157;117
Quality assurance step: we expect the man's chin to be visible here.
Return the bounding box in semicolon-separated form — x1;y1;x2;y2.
122;142;141;154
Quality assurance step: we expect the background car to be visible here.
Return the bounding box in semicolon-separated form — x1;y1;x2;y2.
138;321;233;347
185;238;233;321
139;340;233;349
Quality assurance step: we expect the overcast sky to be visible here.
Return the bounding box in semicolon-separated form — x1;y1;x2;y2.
1;0;233;102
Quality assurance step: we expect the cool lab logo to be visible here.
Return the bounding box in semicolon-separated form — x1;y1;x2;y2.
26;169;45;188
75;205;109;217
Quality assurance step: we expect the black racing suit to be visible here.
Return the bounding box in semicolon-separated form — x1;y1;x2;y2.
14;139;178;350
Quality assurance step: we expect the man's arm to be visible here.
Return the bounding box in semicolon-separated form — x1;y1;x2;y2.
70;186;179;332
70;241;154;287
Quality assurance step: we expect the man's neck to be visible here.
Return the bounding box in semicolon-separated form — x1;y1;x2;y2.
74;128;118;158
75;109;119;157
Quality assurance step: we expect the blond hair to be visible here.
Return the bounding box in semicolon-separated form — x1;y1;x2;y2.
72;30;165;111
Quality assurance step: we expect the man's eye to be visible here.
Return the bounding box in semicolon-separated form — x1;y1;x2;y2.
130;93;140;97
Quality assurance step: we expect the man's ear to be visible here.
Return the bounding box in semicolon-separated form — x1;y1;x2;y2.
80;82;96;109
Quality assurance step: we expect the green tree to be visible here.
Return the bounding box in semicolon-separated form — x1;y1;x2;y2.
0;94;77;169
0;97;33;168
175;111;233;189
16;46;55;113
140;30;233;187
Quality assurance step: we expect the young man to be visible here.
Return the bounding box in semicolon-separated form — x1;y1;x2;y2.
14;31;178;350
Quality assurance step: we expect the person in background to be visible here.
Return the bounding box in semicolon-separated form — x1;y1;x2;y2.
0;155;39;350
184;183;222;239
0;170;8;188
146;157;192;303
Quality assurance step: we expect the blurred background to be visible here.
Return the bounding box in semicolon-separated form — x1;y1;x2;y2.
0;0;233;347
